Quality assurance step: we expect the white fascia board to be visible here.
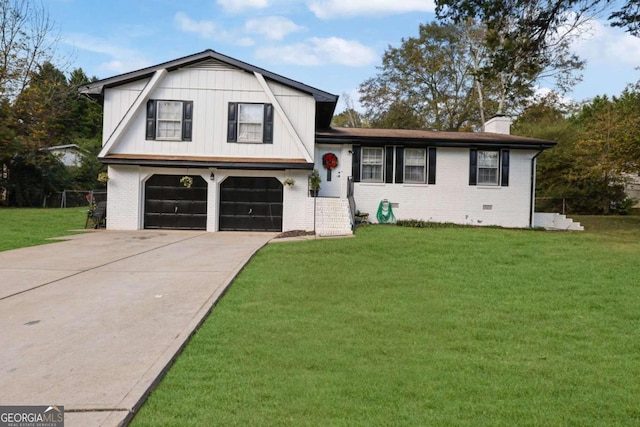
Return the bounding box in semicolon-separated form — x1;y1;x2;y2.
98;69;168;158
253;72;313;163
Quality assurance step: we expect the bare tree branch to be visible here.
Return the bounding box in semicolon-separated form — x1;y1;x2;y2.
0;0;59;100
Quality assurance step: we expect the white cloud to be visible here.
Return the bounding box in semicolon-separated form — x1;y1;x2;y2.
174;12;255;46
217;0;269;13
62;33;151;74
255;37;377;66
245;16;304;41
174;12;218;39
572;18;640;66
307;0;435;19
236;37;256;47
99;59;151;74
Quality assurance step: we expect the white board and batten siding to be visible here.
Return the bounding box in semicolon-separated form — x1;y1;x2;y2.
102;61;316;160
352;147;538;228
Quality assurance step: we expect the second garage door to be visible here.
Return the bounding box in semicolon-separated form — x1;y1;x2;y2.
219;177;283;231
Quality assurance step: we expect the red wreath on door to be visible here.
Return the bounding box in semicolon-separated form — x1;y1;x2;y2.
322;152;338;170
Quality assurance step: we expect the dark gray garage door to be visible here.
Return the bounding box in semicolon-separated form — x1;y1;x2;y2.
144;175;207;230
219;177;283;231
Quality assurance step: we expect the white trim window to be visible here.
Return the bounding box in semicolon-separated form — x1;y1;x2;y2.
156;101;183;140
404;148;426;183
227;103;274;144
477;150;499;185
362;147;384;182
238;104;264;142
146;100;192;141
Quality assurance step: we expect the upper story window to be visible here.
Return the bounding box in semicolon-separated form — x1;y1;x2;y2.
361;147;384;182
227;103;274;144
146;100;193;141
469;149;509;187
157;101;183;140
404;148;426;183
238;104;264;142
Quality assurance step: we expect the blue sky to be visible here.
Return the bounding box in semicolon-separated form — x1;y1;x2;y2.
49;0;640;113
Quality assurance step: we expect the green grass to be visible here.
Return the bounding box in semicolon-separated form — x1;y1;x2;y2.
573;214;640;242
0;207;87;251
132;223;640;426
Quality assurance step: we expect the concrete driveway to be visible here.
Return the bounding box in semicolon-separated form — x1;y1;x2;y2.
0;230;274;426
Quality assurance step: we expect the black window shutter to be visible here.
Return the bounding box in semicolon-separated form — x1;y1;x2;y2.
182;101;193;141
227;102;238;142
146;100;156;140
263;104;274;144
469;148;478;185
385;146;394;183
501;150;510;187
428;147;437;185
351;146;361;182
395;147;404;184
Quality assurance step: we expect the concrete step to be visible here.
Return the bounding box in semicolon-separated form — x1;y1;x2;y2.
315;198;353;236
533;212;584;231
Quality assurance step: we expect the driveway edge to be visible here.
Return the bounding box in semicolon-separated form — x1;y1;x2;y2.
103;238;272;427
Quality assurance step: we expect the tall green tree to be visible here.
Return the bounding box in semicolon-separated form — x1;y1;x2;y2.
67;68;102;140
436;0;585;115
359;17;582;131
359;22;482;131
573;89;640;177
13;62;70;147
3;63;103;206
513;90;639;214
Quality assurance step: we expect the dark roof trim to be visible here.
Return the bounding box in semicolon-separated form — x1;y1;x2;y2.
80;49;338;103
100;157;314;170
315;129;556;150
315;136;555;150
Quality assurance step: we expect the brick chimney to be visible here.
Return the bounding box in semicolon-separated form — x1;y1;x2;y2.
483;115;512;135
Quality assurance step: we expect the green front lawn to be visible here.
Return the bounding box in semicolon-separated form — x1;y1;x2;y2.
0;207;87;251
132;222;640;426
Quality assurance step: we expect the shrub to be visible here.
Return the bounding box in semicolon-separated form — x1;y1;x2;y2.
395;219;475;229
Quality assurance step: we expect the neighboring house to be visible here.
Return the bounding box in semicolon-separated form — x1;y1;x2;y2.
624;174;640;208
79;49;558;235
41;144;85;167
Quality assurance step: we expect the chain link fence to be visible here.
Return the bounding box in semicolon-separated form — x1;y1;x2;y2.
536;196;637;215
43;190;107;208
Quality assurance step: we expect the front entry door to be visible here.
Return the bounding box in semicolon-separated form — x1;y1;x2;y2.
315;148;342;198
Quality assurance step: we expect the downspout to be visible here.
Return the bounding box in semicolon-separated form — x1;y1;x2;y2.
529;149;545;228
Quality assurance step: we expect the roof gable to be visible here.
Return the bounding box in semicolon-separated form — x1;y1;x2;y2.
79;49;339;129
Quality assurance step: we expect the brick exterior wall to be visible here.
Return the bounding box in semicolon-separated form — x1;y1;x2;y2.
351;147;537;228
